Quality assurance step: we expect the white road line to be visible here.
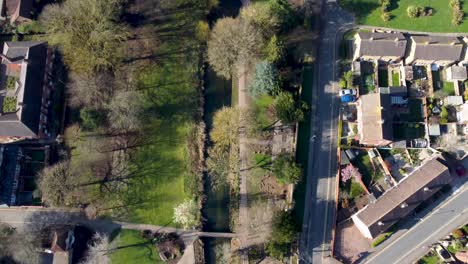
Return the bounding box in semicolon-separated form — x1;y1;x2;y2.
393;207;468;264
364;186;468;263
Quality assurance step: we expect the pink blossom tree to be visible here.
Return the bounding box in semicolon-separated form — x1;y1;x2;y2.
341;164;362;183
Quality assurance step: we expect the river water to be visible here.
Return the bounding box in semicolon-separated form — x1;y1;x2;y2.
202;1;242;262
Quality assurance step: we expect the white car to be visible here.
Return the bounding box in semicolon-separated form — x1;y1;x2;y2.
339;89;357;96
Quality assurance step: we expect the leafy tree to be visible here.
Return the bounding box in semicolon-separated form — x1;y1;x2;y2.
266;241;289;260
106;90;144;132
264;35;284;63
344;71;354;88
210;107;239;148
37;161;77;207
249;61;280;97
195;20;210;42
339;78;347;89
274;92;308;124
40;0;129;73
206;144;239;189
240;0;296;35
272;154;302;184
207;17;263;79
266;211;299;260
173;199;200;229
80;107;106;131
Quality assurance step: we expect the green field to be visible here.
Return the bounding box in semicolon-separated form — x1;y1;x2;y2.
110;230;164;264
340;0;468;32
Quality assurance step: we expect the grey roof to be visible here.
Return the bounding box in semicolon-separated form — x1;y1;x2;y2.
0;41;48;138
353;157;452;238
356;32;407;58
379;86;408;96
411;35;464;62
447;65;467;80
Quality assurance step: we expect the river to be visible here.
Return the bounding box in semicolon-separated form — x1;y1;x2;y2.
202;1;242;262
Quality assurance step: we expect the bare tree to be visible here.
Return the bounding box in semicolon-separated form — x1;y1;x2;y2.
68;72;115;109
106;90;145;133
80;233;114;264
207;17;263;79
37;161;77;207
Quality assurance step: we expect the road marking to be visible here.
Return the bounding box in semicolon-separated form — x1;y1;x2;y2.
393;207;468;264
364;186;468;263
321;21;338;259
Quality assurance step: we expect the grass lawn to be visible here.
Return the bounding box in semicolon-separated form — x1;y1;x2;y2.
392;72;400;87
110;230;164;264
340;0;468;32
378;69;389;87
443;81;456;95
353;152;374;187
253;95;276;130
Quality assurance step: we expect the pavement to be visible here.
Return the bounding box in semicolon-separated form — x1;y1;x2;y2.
361;181;468;264
299;1;354;263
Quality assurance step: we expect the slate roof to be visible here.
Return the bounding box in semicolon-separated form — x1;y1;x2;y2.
356;32;407;58
358;93;393;144
0;41;47;138
353;157;451;238
411;35;464;62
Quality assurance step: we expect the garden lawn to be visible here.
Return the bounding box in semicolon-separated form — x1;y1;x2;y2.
110;230;164;264
340;0;468;32
353;152;374;187
419;254;440;264
443;81;456;95
392;72;400;87
254;95;276;130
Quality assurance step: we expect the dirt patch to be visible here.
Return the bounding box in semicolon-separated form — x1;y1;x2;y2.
334;220;371;264
261;175;288;196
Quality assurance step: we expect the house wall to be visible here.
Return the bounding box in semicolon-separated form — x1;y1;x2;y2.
351;214;374;239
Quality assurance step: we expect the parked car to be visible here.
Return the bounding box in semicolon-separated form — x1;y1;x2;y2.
434;244;455;263
454;163;466;177
410;138;427;148
339;89;357;96
341;94;356;103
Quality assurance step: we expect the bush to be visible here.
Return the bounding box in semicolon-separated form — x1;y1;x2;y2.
407;6;423;18
80;108;106;130
339;78;347;89
272;153;302;184
350;181;364;198
2;96;17;113
381;0;390;12
381;12;391;22
344;71;354;88
274;91;309;124
452;229;465;238
249;61;280;97
271;211;299;244
371;232;393;247
452;8;464;25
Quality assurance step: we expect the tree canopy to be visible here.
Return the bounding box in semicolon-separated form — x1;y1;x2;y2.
274;91;308;124
210;107;239;148
207;17;263;79
272;154;302;184
37;161;77;207
249;61;280;97
40;0;129;74
266;211;299;260
173;199;200;229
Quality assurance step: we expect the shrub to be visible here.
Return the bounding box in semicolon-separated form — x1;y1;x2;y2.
452;8;464;25
350;182;364;198
249;61;280;97
452;229;465;238
2;96;17;113
381;12;391;22
344;71;354;88
372;232;393;247
274;91;309;124
407;6;423;18
339;78;347;89
272;153;302;184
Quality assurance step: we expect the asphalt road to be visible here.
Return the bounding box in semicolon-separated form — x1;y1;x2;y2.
299;1;353;263
362;182;468;264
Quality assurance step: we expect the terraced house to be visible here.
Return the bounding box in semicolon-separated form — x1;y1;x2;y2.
0;41;53;143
